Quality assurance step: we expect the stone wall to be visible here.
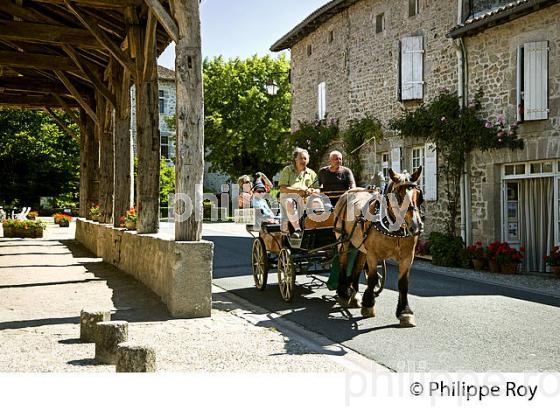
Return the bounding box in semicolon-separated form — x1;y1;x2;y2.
289;0;459;236
76;219;213;318
464;4;560;243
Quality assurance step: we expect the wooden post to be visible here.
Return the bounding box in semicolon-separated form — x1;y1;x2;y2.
113;64;132;227
135;18;160;234
79;109;90;218
97;92;114;224
83;104;99;213
172;0;204;241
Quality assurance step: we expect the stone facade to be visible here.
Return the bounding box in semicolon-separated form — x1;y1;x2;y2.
289;0;459;235
463;4;560;244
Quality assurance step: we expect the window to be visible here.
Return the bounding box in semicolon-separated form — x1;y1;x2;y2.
159;90;166;114
307;44;313;57
328;30;334;43
317;82;327;120
375;13;385;34
400;36;424;100
161;134;169;159
381;152;389;181
411;146;425;191
408;0;419;17
517;41;549;121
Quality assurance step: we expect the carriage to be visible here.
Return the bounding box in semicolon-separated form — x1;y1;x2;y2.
235;195;387;302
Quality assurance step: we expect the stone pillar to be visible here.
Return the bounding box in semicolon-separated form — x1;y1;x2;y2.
80;309;111;342
95;320;128;364
78;109;90;218
116;343;156;372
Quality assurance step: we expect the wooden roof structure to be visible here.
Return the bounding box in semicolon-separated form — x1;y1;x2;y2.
0;0;205;241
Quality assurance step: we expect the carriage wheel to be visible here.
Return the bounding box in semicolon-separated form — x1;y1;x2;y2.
252;238;268;290
373;260;387;297
277;248;295;302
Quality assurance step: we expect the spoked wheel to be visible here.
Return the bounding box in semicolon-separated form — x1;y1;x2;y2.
252;238;268;290
373;260;387;297
277;248;295;302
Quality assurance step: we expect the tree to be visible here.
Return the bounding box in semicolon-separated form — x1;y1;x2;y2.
0;109;80;208
203;54;291;179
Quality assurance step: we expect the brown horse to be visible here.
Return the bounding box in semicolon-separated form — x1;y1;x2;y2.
333;166;424;327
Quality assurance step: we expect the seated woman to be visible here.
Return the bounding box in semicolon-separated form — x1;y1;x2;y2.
237;175;253;209
251;181;278;226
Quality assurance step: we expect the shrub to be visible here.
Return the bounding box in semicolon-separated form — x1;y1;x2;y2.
545;246;560;266
496;242;524;265
466;241;485;259
428;232;467;267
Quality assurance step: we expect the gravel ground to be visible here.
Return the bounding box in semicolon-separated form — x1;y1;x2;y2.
0;223;344;372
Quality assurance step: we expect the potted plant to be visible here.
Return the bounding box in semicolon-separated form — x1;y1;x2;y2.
58;214;72;227
545;246;560;277
485;240;502;273
27;211;39;220
89;205;101;222
120;207;137;230
496;243;524;274
2;219;46;238
467;241;486;270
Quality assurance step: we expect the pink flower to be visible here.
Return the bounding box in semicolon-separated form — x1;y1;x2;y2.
440;116;447;122
485;121;492;128
497;113;505;124
497;131;505;138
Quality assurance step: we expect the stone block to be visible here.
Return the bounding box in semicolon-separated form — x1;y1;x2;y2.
80;309;111;342
95;321;129;364
116;343;156;373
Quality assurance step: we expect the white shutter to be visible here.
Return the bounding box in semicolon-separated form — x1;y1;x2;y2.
423;143;437;201
391;147;401;173
317;82;326;120
401;36;423;100
523;41;548;121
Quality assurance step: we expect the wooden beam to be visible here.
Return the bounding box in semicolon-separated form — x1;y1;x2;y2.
55;70;98;123
172;0;204;241
144;0;179;43
142;11;158;82
0;50;78;72
44;107;80;142
0;77;89;95
30;0;143;7
0;1;61;24
0;93;79;108
64;1;137;77
51;93;81;126
0;20;102;49
63;45;117;107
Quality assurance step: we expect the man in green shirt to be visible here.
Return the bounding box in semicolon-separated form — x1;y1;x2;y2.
279;147;319;238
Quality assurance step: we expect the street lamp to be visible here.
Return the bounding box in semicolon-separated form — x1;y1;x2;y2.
264;79;279;96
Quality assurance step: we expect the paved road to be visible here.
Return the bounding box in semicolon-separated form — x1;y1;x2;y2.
202;223;560;372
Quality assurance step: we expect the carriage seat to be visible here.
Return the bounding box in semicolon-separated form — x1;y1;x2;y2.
261;222;281;234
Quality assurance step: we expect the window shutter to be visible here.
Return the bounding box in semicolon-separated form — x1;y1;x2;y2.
391;147;401;173
423;143;437;201
401;36;423;100
523;41;548;121
317;82;326;120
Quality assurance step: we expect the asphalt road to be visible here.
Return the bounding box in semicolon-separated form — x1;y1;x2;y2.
202;223;560;372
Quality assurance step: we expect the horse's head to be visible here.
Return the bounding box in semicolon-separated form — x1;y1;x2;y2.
387;166;424;236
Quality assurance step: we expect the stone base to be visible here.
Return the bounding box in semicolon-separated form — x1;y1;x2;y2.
116;343;156;372
76;219;213;318
95;321;129;365
80;309;111;342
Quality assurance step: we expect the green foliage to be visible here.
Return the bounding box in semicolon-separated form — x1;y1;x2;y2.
203;54;291;179
160;159;175;206
428;232;468;267
341;115;383;182
287;118;339;172
0;109;80;207
390;90;523;237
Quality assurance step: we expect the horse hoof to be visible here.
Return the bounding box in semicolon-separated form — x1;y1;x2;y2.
348;297;360;309
399;314;416;328
361;307;375;317
335;295;349;308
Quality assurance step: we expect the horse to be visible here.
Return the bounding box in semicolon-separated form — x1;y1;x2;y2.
333;166;424;327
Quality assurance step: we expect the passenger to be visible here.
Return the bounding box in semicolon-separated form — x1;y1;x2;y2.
237;175;252;208
318;150;356;206
278;147;319;238
251;181;278;225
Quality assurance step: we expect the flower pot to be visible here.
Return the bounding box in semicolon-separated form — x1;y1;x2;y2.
488;259;500;273
125;221;136;230
551;265;560;278
59;219;70;227
500;263;518;274
3;227;13;237
91;215;99;222
472;258;485;270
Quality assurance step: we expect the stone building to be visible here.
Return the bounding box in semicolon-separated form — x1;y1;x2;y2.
131;66;229;192
272;0;560;272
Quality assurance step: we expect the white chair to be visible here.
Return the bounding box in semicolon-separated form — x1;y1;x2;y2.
16;207;30;220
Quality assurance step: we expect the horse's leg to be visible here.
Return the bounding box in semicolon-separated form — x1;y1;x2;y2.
348;252;366;308
396;258;416;327
360;253;378;318
336;243;351;304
